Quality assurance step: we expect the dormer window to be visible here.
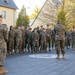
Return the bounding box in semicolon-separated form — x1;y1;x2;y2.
4;0;9;3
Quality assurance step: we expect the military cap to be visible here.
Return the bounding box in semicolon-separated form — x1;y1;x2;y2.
47;24;49;26
41;25;43;28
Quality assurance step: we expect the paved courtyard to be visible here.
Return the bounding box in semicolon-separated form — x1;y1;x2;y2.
5;49;75;75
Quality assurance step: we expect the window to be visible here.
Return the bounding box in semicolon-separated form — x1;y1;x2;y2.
4;0;9;3
2;11;6;19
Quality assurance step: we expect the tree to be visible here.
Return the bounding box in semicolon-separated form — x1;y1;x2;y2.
58;0;75;30
16;5;29;28
29;6;41;19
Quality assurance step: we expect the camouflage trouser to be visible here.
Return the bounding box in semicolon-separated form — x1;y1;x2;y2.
9;39;14;52
65;38;68;48
52;38;55;48
0;49;6;67
22;39;25;51
47;39;51;50
32;41;39;51
40;41;47;51
55;40;65;55
27;41;32;50
16;39;22;52
72;39;75;48
67;38;71;47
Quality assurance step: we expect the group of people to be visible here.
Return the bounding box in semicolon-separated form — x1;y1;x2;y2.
7;25;53;55
0;14;75;74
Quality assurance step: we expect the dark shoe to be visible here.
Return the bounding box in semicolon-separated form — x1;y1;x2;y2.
49;49;51;51
62;54;65;59
44;50;47;53
36;50;38;53
31;50;34;53
9;51;12;55
56;55;60;59
28;50;30;53
40;50;42;53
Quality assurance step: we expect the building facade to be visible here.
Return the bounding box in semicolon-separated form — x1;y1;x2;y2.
31;0;61;29
0;0;18;28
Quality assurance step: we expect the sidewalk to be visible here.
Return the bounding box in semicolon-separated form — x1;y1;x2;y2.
5;50;75;75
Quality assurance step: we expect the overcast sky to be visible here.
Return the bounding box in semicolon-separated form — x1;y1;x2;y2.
13;0;46;15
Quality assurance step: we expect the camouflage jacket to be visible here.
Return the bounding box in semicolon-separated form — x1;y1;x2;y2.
40;32;47;42
72;31;75;39
0;24;8;50
46;28;52;38
16;29;22;39
9;29;14;39
32;32;39;42
54;24;65;40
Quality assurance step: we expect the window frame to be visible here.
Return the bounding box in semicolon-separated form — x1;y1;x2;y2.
2;10;6;19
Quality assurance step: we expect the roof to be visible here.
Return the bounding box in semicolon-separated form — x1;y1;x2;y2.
0;0;18;9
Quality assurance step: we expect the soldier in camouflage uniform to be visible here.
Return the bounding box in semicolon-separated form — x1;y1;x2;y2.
72;27;75;50
66;29;72;49
40;28;47;52
27;28;32;53
52;29;55;50
46;24;52;51
16;26;22;54
54;20;66;59
21;26;25;53
14;27;17;54
32;28;39;53
25;26;30;52
8;26;14;54
0;15;8;74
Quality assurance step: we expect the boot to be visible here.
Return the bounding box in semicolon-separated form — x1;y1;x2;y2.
56;54;60;59
0;67;8;74
49;49;51;51
28;50;30;53
31;50;34;53
36;50;38;53
0;68;3;74
9;51;12;55
44;50;47;53
22;50;25;53
62;54;65;59
40;50;42;53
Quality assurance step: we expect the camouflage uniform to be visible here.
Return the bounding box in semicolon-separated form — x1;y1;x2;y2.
21;29;25;53
40;29;47;52
54;22;65;58
26;30;32;53
65;30;72;49
16;29;22;53
8;29;14;54
46;28;52;51
14;29;17;53
52;30;55;50
72;30;75;49
32;30;39;53
0;24;8;67
25;29;29;52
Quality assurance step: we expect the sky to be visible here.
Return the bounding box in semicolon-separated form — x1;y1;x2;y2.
13;0;46;15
